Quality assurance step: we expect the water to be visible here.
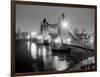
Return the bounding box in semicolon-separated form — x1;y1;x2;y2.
16;40;94;73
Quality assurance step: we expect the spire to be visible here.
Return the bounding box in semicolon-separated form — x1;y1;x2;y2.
42;18;48;24
62;13;65;20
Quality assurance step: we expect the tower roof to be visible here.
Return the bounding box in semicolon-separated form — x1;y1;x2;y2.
42;18;48;24
62;13;65;19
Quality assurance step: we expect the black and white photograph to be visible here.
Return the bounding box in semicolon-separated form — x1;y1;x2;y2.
13;1;97;75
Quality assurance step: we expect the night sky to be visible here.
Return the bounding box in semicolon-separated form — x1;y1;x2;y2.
16;4;95;34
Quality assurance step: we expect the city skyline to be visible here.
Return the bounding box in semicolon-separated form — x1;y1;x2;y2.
16;4;95;34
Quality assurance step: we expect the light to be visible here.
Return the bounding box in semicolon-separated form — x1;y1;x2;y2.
67;38;71;44
31;32;37;38
27;41;30;51
54;37;62;44
90;37;94;45
42;46;47;63
36;35;44;43
27;34;30;39
31;43;37;59
62;20;68;29
52;56;69;71
36;35;43;40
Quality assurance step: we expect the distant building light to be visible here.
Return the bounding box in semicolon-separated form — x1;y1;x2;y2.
54;37;62;44
31;32;37;38
36;35;43;40
67;38;71;44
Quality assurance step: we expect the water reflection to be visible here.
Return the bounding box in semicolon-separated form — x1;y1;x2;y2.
23;41;78;72
52;55;69;71
38;48;42;57
16;40;94;73
30;43;37;59
42;46;47;63
27;41;30;51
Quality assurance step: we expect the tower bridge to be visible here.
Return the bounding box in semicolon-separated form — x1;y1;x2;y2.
40;13;94;50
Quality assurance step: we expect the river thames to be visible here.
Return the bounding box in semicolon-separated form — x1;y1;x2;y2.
16;40;95;73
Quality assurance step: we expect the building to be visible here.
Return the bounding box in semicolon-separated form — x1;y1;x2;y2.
40;13;74;44
40;13;67;40
40;13;94;47
40;18;59;40
16;28;28;40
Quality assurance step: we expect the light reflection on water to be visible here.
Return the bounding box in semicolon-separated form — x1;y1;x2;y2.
27;41;30;51
26;41;72;71
38;48;41;57
17;40;95;72
30;42;37;59
53;56;69;71
42;46;47;64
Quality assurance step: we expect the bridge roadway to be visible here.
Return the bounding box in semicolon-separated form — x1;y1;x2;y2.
36;42;94;52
